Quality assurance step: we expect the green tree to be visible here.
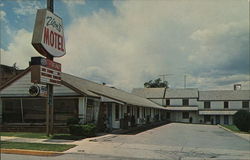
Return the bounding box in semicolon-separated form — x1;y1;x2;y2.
144;78;169;88
233;110;250;132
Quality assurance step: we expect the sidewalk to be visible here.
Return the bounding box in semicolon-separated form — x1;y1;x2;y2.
1;136;77;144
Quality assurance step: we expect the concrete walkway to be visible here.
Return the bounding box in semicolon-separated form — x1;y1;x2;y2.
1;136;78;144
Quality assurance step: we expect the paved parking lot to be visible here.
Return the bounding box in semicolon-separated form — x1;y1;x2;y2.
2;123;250;160
103;123;250;151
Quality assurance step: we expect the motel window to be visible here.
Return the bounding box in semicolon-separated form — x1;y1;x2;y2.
166;99;170;106
22;99;46;123
242;101;249;108
183;99;189;106
54;98;78;123
204;101;210;109
127;106;130;114
224;101;229;109
166;112;170;119
182;112;189;119
115;104;119;121
2;99;22;123
204;115;211;122
143;108;146;117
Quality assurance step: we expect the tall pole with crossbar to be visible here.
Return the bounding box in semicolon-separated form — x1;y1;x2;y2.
46;0;54;136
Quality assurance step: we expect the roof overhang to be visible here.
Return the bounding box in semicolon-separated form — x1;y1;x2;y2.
199;110;237;115
165;106;198;111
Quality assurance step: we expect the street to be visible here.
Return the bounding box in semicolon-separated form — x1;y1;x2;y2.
2;123;250;160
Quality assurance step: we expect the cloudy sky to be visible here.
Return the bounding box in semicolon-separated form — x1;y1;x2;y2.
0;0;249;91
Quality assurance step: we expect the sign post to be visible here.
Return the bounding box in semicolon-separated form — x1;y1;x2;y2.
31;0;65;136
47;0;54;136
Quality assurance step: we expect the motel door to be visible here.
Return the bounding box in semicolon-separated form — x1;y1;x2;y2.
224;115;229;125
215;115;220;124
107;103;113;129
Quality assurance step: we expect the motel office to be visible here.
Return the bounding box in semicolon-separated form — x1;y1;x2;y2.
0;67;167;132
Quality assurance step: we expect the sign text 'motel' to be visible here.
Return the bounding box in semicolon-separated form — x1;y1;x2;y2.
32;9;66;57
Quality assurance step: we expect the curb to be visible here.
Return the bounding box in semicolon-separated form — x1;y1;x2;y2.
217;125;250;141
217;124;234;133
1;149;63;156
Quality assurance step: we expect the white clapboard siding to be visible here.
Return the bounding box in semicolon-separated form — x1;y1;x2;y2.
1;71;80;97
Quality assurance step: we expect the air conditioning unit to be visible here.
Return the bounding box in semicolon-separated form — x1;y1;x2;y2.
29;84;47;97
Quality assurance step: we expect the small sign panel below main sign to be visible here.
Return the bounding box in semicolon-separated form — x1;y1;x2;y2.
32;9;66;58
31;57;61;85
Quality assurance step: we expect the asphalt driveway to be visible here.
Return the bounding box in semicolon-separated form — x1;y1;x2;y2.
103;123;250;151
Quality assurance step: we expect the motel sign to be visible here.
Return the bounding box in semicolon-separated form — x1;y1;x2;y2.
30;57;61;85
32;9;66;58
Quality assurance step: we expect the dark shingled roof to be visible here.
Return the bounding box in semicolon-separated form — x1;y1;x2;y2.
199;90;250;101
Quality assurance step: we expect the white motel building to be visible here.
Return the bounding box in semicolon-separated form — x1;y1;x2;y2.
132;87;250;125
0;66;249;132
0;67;168;132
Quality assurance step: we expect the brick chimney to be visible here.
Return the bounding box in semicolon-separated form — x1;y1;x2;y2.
234;84;241;90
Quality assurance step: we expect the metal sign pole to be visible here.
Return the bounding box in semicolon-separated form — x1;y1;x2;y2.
47;0;54;136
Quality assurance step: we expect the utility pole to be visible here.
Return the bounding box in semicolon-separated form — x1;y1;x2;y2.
159;74;173;82
47;0;54;13
47;0;54;136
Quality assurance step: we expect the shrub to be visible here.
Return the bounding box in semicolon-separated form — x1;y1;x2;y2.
69;125;84;136
66;117;80;126
69;124;96;137
82;124;96;137
233;110;250;132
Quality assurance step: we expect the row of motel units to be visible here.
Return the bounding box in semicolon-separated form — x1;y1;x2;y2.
0;67;168;132
132;87;250;125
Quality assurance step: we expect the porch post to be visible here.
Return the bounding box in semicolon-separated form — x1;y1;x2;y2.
78;97;86;124
159;109;162;121
94;99;100;123
0;98;2;124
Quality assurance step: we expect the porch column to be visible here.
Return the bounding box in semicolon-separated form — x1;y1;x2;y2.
0;98;2;124
94;100;100;123
159;109;162;121
78;97;86;124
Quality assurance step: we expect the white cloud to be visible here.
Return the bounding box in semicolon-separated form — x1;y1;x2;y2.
188;21;249;75
2;0;249;91
62;0;85;6
0;29;38;69
188;74;250;90
62;0;85;18
13;1;42;16
0;3;4;7
0;10;6;21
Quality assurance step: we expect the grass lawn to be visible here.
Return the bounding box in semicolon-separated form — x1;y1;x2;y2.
1;141;76;152
1;132;85;140
0;132;49;139
221;125;250;134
